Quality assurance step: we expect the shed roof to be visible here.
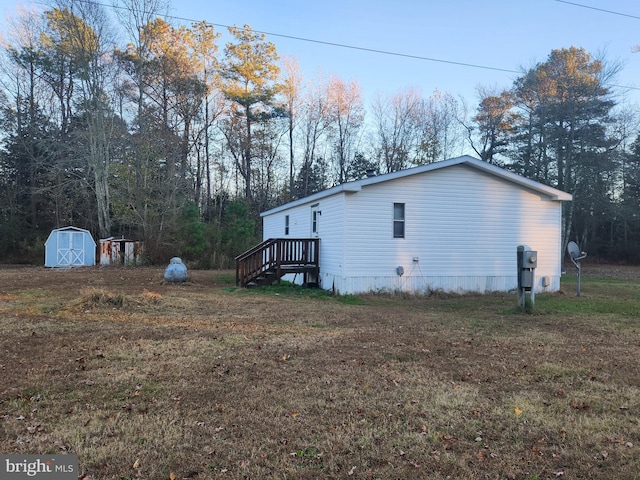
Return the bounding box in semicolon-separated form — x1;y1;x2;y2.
262;155;573;217
45;226;96;246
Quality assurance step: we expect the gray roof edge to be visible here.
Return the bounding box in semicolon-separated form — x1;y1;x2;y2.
261;155;572;216
457;156;573;201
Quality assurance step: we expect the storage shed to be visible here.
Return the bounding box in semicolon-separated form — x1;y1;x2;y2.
99;237;144;266
255;155;573;295
45;226;96;267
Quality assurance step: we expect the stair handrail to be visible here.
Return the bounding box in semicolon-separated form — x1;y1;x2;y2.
235;238;319;287
235;238;275;262
235;238;277;287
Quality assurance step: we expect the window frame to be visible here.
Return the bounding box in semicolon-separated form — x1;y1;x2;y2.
393;202;405;239
311;203;320;236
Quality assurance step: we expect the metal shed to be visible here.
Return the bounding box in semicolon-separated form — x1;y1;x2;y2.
44;226;96;267
99;237;144;266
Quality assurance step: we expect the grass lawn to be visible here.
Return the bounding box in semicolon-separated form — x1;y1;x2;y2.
0;265;639;479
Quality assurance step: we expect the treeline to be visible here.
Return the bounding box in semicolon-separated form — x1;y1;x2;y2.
1;0;639;266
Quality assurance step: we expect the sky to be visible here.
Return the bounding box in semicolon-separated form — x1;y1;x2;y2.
1;0;640;109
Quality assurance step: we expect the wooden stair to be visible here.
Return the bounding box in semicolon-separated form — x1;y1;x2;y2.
235;238;320;288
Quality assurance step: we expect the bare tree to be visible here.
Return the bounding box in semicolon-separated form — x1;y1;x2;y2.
281;55;303;200
325;76;364;184
293;76;331;198
47;0;118;238
190;21;222;216
415;89;464;164
371;87;422;173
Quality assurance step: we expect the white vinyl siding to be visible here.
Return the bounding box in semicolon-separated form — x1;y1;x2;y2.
340;165;562;293
263;194;347;291
262;157;569;295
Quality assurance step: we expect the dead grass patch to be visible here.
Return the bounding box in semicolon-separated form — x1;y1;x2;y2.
1;266;640;479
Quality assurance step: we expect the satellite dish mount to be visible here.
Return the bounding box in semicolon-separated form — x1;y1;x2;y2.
567;241;587;296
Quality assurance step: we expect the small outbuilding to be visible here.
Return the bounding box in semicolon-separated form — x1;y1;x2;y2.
45;226;96;268
99;237;144;266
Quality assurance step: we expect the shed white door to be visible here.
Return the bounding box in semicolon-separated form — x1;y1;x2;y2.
57;231;85;266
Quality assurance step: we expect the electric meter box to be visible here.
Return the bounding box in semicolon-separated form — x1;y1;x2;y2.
517;246;537;292
520;270;534;289
523;250;537;268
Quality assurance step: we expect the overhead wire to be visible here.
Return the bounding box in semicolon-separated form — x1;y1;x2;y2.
554;0;640;21
25;0;640;92
131;2;640;92
32;0;524;75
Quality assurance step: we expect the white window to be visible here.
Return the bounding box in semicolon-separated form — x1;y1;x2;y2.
311;204;320;236
393;203;405;238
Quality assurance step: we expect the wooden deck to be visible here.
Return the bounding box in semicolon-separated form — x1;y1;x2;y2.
235;238;319;288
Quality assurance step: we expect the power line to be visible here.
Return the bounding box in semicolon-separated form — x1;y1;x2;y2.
207;23;522;75
151;6;640;93
26;0;640;92
44;0;522;74
554;0;640;21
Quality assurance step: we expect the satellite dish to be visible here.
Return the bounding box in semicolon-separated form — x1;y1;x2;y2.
567;241;580;260
567;241;587;263
566;241;587;296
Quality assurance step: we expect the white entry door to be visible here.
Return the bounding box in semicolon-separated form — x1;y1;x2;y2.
57;231;85;266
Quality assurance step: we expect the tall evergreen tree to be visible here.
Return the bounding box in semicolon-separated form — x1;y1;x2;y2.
220;24;281;207
511;47;617;246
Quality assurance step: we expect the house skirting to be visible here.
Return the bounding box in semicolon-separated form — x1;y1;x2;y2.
283;272;560;295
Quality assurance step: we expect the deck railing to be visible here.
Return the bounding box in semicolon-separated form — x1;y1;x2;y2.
235;238;319;287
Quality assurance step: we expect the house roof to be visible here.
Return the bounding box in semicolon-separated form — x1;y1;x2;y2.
262;155;573;217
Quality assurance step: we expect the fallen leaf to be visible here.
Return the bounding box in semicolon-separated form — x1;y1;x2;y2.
169;472;176;480
290;411;299;418
514;407;523;416
133;459;140;469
